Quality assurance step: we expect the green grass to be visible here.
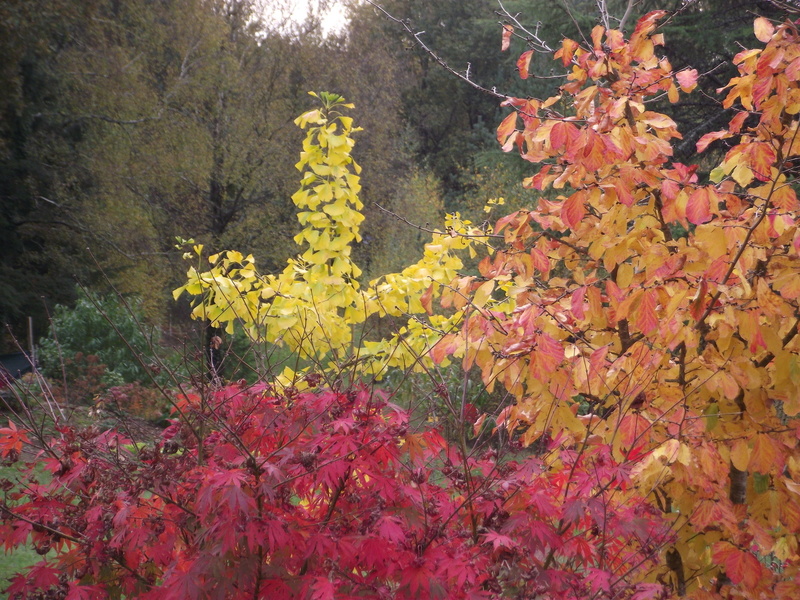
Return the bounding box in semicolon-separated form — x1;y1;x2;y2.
0;545;43;598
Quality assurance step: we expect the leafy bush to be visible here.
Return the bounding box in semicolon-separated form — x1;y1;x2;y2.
100;382;171;422
38;292;157;386
0;382;671;599
48;352;121;406
173;12;800;597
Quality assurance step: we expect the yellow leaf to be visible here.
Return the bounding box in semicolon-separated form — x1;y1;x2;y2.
616;262;634;288
732;163;754;187
472;280;495;308
754;16;775;43
749;434;779;473
677;443;693;466
730;439;751;472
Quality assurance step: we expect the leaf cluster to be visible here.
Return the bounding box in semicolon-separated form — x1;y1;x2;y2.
1;382;670;599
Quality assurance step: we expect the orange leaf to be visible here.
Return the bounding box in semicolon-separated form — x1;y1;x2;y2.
590;25;604;50
641;111;677;130
430;334;457;365
473;413;487;437
725;548;765;589
556;38;579;67
744;142;776;181
686;187;715;224
550;121;579;152
561;191;586;229
529;332;564;380
696;130;729;153
497;111;518;145
777;273;800;299
517;50;534;80
589;345;609;378
749;434;780;473
420;283;434;315
530;247;550;274
605;279;624;304
753;16;775;43
501;24;513;51
772;185;799;211
579;129;610;172
689;278;708;321
619;413;651;449
729;110;748;133
571;286;586;320
634;289;658;335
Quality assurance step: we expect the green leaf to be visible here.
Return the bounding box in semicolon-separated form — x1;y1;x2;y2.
709;166;727;183
704;402;719;431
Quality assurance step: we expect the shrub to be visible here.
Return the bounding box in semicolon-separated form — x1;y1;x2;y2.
48;352;119;406
38;291;156;386
0;382;671;599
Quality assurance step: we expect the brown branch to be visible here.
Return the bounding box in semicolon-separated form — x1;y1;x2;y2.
373;203;502;239
756;316;800;368
729;463;748;505
666;547;687;596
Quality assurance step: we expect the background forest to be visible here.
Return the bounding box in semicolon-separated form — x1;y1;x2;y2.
0;0;787;349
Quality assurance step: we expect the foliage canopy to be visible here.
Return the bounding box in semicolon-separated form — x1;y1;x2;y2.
3;6;800;600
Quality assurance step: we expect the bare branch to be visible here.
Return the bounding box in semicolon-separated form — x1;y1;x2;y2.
364;1;509;100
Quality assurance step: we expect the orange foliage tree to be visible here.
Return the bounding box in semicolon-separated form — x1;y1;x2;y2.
437;10;800;598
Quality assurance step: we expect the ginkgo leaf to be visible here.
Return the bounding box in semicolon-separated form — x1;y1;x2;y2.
472;280;495;308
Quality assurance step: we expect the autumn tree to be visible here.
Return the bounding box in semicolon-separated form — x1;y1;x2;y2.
0;0;345;337
459;8;800;598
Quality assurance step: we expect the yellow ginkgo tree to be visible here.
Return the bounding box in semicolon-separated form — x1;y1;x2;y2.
174;91;486;380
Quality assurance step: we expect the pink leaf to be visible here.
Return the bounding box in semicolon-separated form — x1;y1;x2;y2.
501;24;513;51
686;187;713;224
676;68;698;92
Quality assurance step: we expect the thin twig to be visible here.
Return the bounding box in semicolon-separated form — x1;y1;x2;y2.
364;1;509;100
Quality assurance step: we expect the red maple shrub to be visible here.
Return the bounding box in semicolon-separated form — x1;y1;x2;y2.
1;381;671;599
100;382;170;422
48;353;110;406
